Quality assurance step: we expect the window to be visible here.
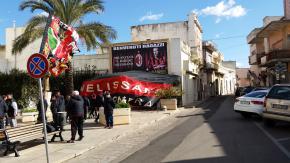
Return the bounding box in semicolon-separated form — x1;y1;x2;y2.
267;86;290;100
244;91;267;98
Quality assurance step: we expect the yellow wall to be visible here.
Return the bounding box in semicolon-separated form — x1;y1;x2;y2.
268;31;282;50
256;41;265;54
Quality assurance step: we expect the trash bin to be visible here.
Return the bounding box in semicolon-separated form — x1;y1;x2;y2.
57;112;67;127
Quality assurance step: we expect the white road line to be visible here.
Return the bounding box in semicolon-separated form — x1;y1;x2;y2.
254;122;290;159
277;137;290;142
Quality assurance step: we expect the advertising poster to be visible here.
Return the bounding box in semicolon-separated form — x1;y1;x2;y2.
112;42;167;74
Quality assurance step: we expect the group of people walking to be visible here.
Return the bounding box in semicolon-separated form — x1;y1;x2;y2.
37;90;115;143
0;93;18;129
0;89;116;143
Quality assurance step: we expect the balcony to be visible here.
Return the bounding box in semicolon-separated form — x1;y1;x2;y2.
261;49;290;66
249;53;264;65
205;62;219;71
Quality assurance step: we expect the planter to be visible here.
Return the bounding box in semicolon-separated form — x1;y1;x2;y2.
22;112;39;122
99;107;131;126
160;99;177;110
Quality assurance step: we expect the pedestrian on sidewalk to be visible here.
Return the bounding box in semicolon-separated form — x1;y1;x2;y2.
2;95;9;127
6;94;18;128
67;91;84;143
82;95;90;120
37;94;48;123
50;90;65;127
103;91;115;129
0;95;8;129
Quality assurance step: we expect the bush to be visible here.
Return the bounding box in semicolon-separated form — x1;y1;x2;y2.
22;108;37;113
0;69;38;109
155;87;182;99
115;102;130;108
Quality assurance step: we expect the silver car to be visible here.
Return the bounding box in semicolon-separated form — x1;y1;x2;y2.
263;84;290;126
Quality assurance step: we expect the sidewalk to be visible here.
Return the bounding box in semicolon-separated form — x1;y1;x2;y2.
0;108;189;163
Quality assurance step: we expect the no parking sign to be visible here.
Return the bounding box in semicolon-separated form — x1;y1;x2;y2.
27;53;49;78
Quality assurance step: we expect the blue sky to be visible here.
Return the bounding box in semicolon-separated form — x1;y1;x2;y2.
0;0;284;68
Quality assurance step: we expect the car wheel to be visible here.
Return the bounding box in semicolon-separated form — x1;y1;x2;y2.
264;119;276;127
241;112;251;119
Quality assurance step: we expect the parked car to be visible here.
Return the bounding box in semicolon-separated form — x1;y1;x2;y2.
235;87;245;97
234;90;268;118
263;84;290;126
251;87;269;92
240;86;255;96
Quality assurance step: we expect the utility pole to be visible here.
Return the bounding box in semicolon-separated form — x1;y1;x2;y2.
13;20;17;69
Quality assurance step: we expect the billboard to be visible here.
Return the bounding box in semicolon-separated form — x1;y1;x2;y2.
112;42;167;74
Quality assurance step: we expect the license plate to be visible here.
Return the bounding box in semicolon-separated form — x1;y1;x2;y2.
272;104;288;110
240;101;250;105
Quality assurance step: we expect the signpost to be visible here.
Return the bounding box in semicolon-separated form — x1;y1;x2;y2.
26;14;52;163
26;53;50;163
27;53;49;79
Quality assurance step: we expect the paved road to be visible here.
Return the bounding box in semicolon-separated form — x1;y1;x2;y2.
121;96;290;163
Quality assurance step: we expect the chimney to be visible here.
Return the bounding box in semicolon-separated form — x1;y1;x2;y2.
284;0;290;19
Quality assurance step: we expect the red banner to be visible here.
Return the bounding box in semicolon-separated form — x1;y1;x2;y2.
80;76;171;97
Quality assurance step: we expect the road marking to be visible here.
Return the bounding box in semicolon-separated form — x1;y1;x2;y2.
277;137;290;142
254;122;290;159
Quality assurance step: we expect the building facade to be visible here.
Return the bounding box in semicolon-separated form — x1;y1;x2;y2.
236;68;250;87
248;0;290;86
109;38;200;105
131;12;203;71
202;41;236;97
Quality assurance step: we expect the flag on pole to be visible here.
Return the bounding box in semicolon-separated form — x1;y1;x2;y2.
42;16;79;77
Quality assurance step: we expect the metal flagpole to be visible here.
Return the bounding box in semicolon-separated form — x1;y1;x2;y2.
38;13;53;163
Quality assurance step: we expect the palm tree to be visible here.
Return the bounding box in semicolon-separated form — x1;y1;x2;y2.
12;0;116;96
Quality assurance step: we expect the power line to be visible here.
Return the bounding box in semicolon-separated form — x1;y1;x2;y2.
205;34;246;41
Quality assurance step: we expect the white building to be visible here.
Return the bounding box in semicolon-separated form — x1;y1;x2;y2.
6;27;42;71
131;12;203;66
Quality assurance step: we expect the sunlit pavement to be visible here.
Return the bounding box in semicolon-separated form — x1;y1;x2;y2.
121;96;290;163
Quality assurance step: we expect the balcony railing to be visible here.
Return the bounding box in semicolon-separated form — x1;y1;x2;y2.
205;62;219;70
260;49;290;65
268;49;290;60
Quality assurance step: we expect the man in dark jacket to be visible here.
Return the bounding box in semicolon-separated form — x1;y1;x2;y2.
37;95;48;123
67;91;84;143
0;96;8;129
50;90;65;125
6;94;18;128
103;91;115;129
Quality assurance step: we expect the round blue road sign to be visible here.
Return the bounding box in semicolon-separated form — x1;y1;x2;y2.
27;53;49;79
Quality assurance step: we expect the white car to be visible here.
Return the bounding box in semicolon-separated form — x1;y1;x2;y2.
234;90;268;118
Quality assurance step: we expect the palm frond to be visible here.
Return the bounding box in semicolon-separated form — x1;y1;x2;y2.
25;15;47;32
77;22;117;43
19;0;53;13
12;28;44;54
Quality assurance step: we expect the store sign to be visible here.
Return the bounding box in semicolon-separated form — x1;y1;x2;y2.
112;42;167;74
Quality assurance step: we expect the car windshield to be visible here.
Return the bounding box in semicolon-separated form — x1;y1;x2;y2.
267;86;290;100
244;91;267;98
